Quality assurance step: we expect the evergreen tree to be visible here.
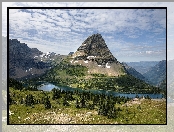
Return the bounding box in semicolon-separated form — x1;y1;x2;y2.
44;96;51;109
75;99;80;108
52;88;61;100
25;94;35;106
9;78;23;90
80;97;86;108
62;96;69;106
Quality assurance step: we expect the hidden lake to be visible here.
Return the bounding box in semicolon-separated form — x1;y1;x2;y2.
37;82;163;99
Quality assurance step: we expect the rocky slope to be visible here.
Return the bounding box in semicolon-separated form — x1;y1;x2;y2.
69;33;126;76
9;39;64;80
122;62;149;83
143;60;166;86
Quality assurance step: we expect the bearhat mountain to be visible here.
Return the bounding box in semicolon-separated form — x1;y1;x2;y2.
69;33;126;76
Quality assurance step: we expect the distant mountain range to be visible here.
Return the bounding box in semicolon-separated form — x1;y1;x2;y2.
122;62;149;83
142;60;166;86
126;61;159;74
126;60;166;87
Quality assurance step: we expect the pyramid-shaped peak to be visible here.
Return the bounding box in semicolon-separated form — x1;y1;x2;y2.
70;34;126;76
81;33;106;48
91;33;102;37
85;33;103;40
73;34;117;65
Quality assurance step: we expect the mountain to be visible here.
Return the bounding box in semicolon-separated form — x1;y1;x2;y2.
143;60;166;86
9;39;65;80
126;61;159;74
69;33;126;76
122;62;149;83
159;79;166;90
41;34;158;94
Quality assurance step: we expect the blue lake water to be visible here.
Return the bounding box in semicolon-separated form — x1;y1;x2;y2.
37;83;163;99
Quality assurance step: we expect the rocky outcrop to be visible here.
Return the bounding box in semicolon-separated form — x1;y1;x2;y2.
70;33;126;76
73;33;117;65
9;39;51;80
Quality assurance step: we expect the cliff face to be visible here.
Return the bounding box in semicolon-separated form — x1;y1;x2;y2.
69;33;126;76
9;39;51;80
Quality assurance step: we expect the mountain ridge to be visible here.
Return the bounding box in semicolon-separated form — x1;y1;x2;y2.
143;60;166;86
126;61;159;74
9;39;65;80
122;62;149;83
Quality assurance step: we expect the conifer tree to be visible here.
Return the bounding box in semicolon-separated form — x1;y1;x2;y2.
75;99;80;108
44;96;51;109
25;94;35;106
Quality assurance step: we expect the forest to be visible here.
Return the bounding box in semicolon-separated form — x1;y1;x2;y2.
9;78;166;124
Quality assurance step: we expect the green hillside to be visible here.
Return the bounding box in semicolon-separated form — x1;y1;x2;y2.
36;57;161;94
9;85;166;124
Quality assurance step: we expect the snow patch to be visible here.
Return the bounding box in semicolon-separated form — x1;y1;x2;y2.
46;52;50;55
87;56;95;59
84;60;88;63
74;61;78;63
106;62;110;68
98;65;101;67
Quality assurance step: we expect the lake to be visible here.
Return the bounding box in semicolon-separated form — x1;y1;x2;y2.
37;83;163;99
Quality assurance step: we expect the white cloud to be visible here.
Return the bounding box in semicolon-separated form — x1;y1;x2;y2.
2;2;170;62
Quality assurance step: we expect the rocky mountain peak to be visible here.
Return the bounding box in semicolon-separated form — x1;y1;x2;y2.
73;33;117;65
70;34;126;76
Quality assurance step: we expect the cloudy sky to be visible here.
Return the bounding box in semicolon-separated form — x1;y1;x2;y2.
2;2;171;62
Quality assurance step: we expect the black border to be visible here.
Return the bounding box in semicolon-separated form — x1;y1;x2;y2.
7;7;167;125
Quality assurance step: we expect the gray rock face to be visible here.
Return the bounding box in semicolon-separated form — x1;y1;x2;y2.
75;33;117;65
9;39;51;80
71;34;126;76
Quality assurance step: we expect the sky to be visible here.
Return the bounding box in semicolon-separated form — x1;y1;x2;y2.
2;2;172;62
